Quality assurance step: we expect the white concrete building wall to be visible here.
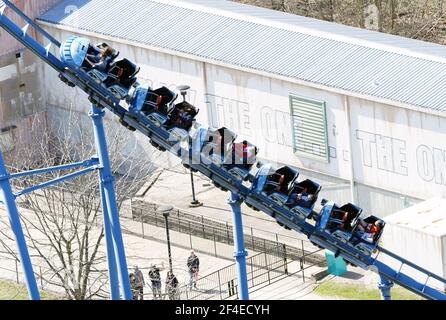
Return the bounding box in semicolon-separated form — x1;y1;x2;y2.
350;98;446;201
382;225;445;290
381;198;446;290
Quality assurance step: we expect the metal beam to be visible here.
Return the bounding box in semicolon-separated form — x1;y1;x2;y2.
9;158;98;179
0;153;40;300
14;166;98;198
227;191;249;300
90;104;132;300
1;0;61;47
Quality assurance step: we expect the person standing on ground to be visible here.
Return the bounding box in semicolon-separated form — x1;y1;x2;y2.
148;264;162;299
134;265;145;300
129;273;137;300
187;251;200;289
166;271;179;300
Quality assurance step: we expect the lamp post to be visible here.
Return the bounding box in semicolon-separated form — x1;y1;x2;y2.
189;169;203;208
157;205;174;272
177;85;203;209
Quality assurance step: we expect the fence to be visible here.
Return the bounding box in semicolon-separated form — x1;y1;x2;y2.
141;244;288;300
0;197;326;300
0;254;49;290
144;241;325;300
178;244;287;300
132;200;326;266
0;252;111;299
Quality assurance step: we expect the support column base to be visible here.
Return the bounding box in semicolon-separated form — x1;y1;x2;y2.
378;276;394;300
189;200;203;208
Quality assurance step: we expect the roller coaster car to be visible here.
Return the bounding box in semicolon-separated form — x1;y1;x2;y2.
286;179;321;220
60;36;139;100
129;85;178;127
316;200;362;241
130;85;178;126
262;166;299;201
192;126;257;182
274;179;320;230
165;100;199;133
199;127;237;165
128;84;199;142
164;85;199;141
330;203;362;243
225;140;259;182
87;58;140;100
351;215;385;256
142;86;178;115
249;165;300;229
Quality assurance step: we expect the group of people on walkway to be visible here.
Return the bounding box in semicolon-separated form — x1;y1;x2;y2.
129;265;179;300
128;251;200;300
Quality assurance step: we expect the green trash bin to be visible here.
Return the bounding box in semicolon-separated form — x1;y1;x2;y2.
325;250;347;276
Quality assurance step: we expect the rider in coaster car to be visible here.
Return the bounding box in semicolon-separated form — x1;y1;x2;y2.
275;174;286;193
85;46;114;72
325;209;350;231
336;210;350;229
177;105;194;128
286;187;314;209
357;219;384;243
232;141;257;168
206;128;227;158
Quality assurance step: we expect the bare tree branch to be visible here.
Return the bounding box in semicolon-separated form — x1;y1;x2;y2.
1;110;156;299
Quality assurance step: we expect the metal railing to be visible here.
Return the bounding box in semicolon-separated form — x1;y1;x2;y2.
132;200;326;266
0;198;326;300
0;256;49;291
180;244;287;300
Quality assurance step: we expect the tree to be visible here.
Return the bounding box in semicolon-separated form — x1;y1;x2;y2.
0;108;158;299
233;0;446;45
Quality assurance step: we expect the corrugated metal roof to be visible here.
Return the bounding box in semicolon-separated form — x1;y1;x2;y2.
37;0;446;112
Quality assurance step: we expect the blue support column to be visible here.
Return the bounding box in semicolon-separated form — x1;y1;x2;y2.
0;154;40;300
98;179;120;300
378;275;393;300
227;192;249;300
89;105;132;300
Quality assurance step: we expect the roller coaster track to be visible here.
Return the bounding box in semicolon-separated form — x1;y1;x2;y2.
1;0;445;300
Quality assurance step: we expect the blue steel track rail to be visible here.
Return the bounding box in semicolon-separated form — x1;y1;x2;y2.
0;0;445;300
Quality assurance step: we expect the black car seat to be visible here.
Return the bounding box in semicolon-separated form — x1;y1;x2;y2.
142;86;177;115
169;101;198;130
106;58;140;88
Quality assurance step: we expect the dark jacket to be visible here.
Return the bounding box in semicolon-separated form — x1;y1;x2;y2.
166;275;179;290
187;255;199;272
148;267;161;283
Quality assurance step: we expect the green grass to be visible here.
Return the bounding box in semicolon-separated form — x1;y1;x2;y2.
0;279;63;300
314;280;424;300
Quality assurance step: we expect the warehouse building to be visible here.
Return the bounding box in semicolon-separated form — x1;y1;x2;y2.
0;0;61;153
382;198;446;290
35;0;446;216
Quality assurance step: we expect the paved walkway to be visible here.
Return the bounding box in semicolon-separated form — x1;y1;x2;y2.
249;275;343;300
